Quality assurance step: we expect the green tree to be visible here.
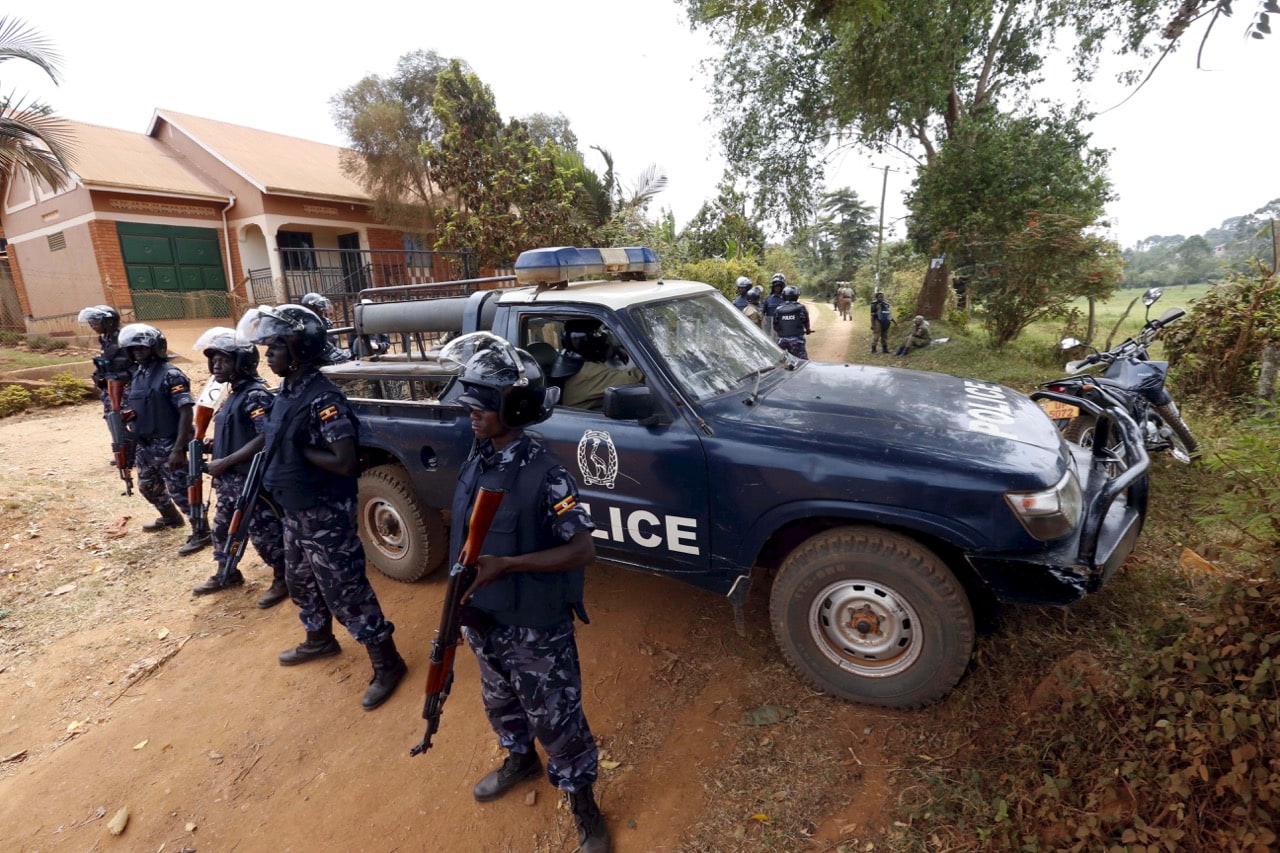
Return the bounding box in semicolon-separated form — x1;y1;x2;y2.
679;175;768;261
0;17;74;190
796;187;875;293
424;61;589;269
331;49;453;236
907;109;1120;346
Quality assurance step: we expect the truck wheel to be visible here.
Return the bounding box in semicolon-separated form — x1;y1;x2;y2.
770;527;974;708
358;464;446;582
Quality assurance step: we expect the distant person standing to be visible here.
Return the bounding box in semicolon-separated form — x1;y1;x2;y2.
772;285;813;359
743;286;764;328
762;274;787;339
870;292;894;354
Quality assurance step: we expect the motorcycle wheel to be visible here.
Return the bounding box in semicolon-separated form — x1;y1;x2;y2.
1157;408;1200;459
1062;414;1127;476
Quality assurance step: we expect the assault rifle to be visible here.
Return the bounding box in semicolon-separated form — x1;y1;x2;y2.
410;486;506;757
105;378;134;496
185;397;216;541
215;447;273;586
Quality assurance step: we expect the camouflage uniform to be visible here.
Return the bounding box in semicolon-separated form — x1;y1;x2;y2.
270;369;394;646
459;436;600;793
210;379;285;576
129;361;195;515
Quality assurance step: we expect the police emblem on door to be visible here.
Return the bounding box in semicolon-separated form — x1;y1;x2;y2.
577;429;618;489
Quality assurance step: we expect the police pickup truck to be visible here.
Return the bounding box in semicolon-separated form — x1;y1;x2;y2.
324;246;1149;708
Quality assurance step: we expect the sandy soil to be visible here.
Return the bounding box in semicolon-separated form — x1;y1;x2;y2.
0;304;897;852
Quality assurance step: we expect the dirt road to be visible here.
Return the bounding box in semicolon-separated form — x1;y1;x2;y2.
0;305;895;852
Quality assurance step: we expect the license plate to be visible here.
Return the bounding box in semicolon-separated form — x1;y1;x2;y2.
1038;399;1080;421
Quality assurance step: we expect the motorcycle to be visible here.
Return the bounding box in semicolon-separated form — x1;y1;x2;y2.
1038;288;1199;464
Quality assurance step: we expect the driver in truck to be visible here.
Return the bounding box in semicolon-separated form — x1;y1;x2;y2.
553;318;644;411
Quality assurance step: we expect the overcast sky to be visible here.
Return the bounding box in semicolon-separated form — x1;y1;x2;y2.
4;0;1275;249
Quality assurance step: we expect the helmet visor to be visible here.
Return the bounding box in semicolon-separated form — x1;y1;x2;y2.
194;326;244;355
236;306;304;346
437;331;527;387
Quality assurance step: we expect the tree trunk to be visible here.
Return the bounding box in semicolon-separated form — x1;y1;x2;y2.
1258;345;1279;412
915;256;949;320
1086;297;1096;344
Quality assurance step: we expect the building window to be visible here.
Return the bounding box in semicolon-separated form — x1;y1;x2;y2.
278;230;315;271
47;232;67;252
403;233;431;267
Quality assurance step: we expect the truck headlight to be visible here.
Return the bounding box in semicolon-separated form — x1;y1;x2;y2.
1005;471;1082;541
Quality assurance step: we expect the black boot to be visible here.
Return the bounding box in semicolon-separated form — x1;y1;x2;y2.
569;785;610;853
256;567;289;609
473;750;543;802
278;628;341;666
142;503;185;532
361;636;407;710
192;568;244;596
177;519;212;556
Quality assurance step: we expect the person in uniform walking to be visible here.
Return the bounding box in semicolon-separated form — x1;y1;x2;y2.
870;292;894;354
836;282;854;321
189;327;289;608
895;315;933;356
743;286;764;328
237;304;406;711
762;274;787;339
772;285;814;359
118;323;210;555
441;332;609;853
78;305;132;417
732;276;752;310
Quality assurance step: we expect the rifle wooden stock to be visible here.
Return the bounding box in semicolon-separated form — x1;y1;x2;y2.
106;378;134;496
410;486;505;757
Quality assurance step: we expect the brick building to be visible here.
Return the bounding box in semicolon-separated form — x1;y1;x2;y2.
0;109;470;334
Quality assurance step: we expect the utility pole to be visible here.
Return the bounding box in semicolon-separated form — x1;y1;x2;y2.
874;165;889;292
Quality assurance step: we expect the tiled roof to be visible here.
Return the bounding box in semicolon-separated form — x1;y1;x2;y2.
151;109;369;201
65;121;230;200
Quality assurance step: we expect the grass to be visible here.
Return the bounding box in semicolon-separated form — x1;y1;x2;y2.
0;347;91;372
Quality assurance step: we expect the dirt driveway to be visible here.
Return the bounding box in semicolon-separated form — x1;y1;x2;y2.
0;305;898;852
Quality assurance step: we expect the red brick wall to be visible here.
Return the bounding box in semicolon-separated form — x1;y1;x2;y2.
88;220;132;313
367;227;406;288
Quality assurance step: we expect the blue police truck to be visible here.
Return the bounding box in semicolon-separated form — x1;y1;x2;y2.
323;247;1150;708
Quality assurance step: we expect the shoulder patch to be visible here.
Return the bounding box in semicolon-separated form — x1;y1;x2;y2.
318;404;340;422
249;406;267;419
170;384;188;394
553;495;578;516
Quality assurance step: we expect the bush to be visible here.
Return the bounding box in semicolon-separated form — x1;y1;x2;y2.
1194;405;1280;565
668;257;768;300
0;331;21;346
32;372;94;407
27;335;68;353
0;384;32;417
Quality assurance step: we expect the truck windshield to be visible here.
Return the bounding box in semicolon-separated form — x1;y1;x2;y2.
631;293;783;400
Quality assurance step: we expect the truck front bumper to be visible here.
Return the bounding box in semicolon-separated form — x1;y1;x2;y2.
969;394;1150;606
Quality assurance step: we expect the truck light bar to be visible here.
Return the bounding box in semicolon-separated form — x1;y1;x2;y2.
514;246;660;285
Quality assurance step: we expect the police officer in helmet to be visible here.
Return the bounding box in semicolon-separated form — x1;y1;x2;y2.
237;304;406;710
553;318;644;412
762;273;787;338
772;284;814;359
440;332;609;853
732;276;752;311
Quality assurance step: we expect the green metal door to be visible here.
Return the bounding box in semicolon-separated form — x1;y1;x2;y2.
118;223;228;320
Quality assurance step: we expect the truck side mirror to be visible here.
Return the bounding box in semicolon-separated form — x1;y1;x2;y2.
602;384;666;424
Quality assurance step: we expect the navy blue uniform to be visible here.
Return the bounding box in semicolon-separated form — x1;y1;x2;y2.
210;377;285;577
127;361;194;514
456;435;600;793
265;368;394;646
773;301;812;359
762;291;785;337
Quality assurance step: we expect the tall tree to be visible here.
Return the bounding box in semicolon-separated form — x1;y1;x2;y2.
679;174;768;261
685;0;1223;226
908;109;1120;346
0;17;74;190
331;50;453;237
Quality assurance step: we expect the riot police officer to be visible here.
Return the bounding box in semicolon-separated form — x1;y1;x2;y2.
732;276;752;310
119;323;210;555
762;274;787;338
772;285;814;359
441;332;609;853
189;327;289;607
237;304;405;711
744;286;764;328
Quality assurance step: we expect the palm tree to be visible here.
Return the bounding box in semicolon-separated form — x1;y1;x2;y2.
0;17;74;190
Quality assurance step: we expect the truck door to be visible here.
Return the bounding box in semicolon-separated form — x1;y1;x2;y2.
511;312;712;576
